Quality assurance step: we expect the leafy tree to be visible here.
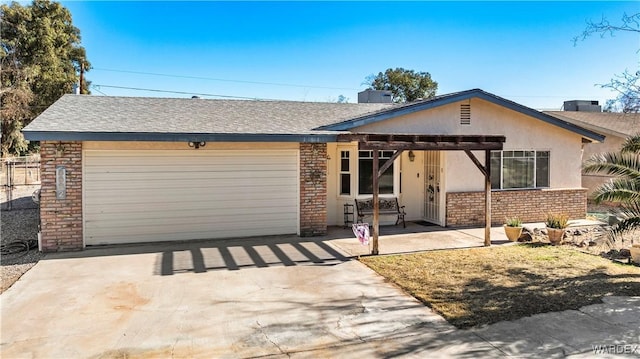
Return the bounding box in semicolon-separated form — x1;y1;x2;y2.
365;67;438;103
583;135;640;238
1;0;90;156
575;13;639;113
337;94;349;103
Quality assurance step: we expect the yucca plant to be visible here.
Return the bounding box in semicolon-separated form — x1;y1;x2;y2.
505;217;522;227
583;134;640;239
545;213;569;229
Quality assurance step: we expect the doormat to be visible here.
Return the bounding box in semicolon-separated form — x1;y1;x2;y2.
413;220;438;227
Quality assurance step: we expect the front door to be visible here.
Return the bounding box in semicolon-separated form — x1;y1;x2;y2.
424;151;441;224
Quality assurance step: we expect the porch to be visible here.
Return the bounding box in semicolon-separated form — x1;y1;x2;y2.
333;134;507;254
324;222;513;257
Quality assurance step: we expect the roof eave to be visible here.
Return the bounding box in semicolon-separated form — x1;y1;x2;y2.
21;131;338;143
480;93;606;143
317;89;606;143
316;90;479;131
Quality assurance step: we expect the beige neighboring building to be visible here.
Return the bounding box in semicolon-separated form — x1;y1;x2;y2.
545;102;640;199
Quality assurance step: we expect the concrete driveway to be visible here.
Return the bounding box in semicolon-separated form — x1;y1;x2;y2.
2;233;639;358
1;235;501;358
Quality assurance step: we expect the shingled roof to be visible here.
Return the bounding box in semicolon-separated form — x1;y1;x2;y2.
23;89;607;143
22;95;394;142
544;111;640;138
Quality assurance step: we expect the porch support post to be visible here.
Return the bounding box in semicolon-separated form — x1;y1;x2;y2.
464;149;492;246
484;150;491;246
368;149;404;255
372;149;379;255
377;150;403;178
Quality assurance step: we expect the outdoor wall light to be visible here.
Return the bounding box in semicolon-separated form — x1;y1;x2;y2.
55;143;66;156
408;150;416;162
188;141;206;149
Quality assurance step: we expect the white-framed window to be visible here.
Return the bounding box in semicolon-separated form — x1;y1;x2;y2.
491;150;550;189
358;150;395;195
339;150;351;195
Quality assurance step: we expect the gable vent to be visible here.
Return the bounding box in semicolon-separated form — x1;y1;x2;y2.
460;103;471;125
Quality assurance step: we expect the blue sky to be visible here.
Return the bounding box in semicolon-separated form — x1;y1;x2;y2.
63;1;638;109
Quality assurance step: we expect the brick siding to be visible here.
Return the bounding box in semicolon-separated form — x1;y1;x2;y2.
39;141;83;251
446;188;587;227
299;143;327;236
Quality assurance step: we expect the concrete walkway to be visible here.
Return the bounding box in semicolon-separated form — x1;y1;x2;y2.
1;229;638;358
327;223;514;256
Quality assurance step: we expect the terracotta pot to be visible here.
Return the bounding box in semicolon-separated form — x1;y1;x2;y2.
503;225;523;242
630;245;640;264
547;228;565;245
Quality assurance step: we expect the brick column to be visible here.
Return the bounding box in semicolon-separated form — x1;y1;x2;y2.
299;143;327;236
39;141;83;251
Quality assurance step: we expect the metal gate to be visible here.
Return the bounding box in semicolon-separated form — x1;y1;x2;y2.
424;151;441;224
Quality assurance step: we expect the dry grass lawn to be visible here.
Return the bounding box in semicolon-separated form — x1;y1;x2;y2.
360;244;640;329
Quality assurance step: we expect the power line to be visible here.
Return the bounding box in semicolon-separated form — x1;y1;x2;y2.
92;67;360;91
92;84;282;101
506;95;610;99
90;85;108;96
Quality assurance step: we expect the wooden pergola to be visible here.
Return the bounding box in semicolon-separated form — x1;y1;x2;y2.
337;134;506;255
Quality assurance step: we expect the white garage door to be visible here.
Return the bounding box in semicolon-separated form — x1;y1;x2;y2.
84;149;299;245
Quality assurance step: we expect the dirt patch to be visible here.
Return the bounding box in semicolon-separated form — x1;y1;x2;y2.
361;244;640;328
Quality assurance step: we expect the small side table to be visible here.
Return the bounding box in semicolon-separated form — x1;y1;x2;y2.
343;203;354;228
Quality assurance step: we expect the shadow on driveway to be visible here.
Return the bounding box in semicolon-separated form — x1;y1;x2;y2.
46;234;352;276
44;222;513;275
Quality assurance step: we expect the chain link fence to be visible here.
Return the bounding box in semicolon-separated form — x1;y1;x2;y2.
1;155;41;211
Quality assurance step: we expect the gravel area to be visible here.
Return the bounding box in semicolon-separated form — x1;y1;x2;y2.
519;213;639;263
1;185;42;293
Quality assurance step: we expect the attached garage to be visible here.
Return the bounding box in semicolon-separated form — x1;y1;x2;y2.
83;147;299;245
25;91;602;252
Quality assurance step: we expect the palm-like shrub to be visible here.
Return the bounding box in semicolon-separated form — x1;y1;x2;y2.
583;134;640;237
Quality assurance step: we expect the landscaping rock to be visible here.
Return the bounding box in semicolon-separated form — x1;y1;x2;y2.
1;185;42;293
518;232;533;242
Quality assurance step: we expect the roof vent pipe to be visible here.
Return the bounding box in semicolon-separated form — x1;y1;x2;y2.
72;83;80;95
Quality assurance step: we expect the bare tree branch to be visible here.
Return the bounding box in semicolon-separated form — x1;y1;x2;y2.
573;12;640;45
575;13;640;113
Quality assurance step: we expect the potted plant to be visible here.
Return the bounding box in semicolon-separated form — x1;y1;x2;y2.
545;213;569;245
504;217;523;242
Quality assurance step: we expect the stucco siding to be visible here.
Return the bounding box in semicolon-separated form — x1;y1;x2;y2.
400;150;426;221
326;143;339;225
354;98;584;192
581;134;627;199
325;143;425;226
